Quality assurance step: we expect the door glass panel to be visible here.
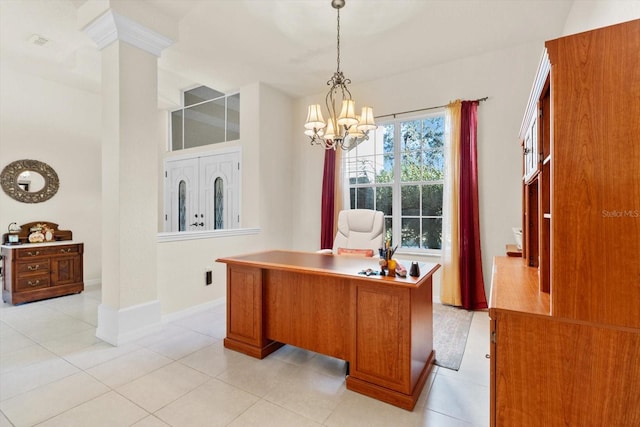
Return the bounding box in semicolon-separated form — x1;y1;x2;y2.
178;180;186;231
214;177;224;229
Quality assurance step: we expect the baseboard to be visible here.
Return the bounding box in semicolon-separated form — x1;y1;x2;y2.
96;299;162;346
161;297;225;323
84;278;101;287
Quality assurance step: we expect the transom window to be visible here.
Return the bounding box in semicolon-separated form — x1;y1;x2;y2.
345;113;444;252
170;85;240;151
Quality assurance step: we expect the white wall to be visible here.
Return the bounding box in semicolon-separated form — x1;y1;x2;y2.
562;1;640;35
0;63;102;284
156;82;294;315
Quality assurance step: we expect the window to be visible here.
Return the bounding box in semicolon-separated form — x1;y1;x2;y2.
170;86;240;151
345;113;444;252
164;148;241;232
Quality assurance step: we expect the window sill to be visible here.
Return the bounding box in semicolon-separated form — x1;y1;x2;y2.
395;249;442;259
157;227;261;243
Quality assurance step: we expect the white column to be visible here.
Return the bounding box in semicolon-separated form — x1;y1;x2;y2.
82;7;174;345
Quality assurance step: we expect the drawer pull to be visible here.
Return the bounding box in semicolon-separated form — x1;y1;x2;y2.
60;248;73;253
27;251;41;257
27;280;41;287
27;265;41;271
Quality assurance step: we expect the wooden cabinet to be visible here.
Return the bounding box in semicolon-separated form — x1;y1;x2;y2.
490;19;640;426
2;243;84;304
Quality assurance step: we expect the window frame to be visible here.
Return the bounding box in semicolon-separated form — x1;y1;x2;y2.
345;111;445;256
169;86;240;151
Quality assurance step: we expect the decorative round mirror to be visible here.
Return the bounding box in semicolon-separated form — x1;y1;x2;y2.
1;159;59;203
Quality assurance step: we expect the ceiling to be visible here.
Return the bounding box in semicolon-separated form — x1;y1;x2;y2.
0;0;575;105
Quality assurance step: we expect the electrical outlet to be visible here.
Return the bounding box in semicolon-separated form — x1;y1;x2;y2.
205;269;212;285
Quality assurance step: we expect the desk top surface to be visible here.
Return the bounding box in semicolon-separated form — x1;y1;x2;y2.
217;250;440;289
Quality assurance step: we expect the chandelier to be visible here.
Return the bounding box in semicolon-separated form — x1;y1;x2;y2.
304;0;377;150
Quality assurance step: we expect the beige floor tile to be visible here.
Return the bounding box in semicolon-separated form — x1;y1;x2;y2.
437;312;490;387
178;341;248;377
154;378;259;427
63;340;139;370
117;361;210;412
216;350;302;397
135;324;191;348
0;288;492;427
0;343;57;374
39;327;103;356
227;399;322;427
41;293;100;325
327;385;473;427
413;365;439;409
0;304;59;325
131;415;172;427
0;410;12;427
0;372;109;427
86;347;172;388
425;374;489;426
409;408;475;427
36;391;149;427
142;329;216;360
171;306;226;339
298;352;348;378
270;344;316;366
324;390;419;427
0;356;79;400
0;324;36;355
19;315;95;343
263;365;347;423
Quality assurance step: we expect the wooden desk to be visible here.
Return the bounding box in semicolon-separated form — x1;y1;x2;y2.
216;250;440;410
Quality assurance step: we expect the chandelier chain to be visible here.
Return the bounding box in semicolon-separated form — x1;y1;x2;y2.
336;8;341;73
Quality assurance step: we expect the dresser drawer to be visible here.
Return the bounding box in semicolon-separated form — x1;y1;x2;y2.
15;244;79;259
16;274;50;291
17;260;50;274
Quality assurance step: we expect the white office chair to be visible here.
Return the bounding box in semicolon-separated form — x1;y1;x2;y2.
320;209;385;257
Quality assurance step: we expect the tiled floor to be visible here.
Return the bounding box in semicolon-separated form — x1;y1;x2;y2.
0;285;489;426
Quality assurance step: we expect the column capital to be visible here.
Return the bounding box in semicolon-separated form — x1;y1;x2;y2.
83;10;173;57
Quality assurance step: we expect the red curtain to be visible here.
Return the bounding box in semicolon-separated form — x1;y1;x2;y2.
320;149;336;249
459;101;488;310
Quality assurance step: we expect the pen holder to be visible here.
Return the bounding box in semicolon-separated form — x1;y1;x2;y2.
409;261;420;277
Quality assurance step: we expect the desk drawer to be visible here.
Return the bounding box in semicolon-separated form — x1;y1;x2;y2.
17;260;50;274
16;274;50;291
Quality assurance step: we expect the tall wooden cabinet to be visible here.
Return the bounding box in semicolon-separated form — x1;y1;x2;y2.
489;20;640;426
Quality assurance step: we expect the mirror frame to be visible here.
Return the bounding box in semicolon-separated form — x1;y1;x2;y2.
0;159;59;203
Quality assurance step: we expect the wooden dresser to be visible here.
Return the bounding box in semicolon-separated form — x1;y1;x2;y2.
489;20;640;426
1;222;84;304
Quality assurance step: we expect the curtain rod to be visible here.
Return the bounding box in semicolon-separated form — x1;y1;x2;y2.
375;96;489;120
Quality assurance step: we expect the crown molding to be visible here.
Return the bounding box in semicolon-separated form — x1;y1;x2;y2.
84;10;173;57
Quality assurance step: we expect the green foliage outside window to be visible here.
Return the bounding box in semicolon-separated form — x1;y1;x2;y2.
347;114;444;251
